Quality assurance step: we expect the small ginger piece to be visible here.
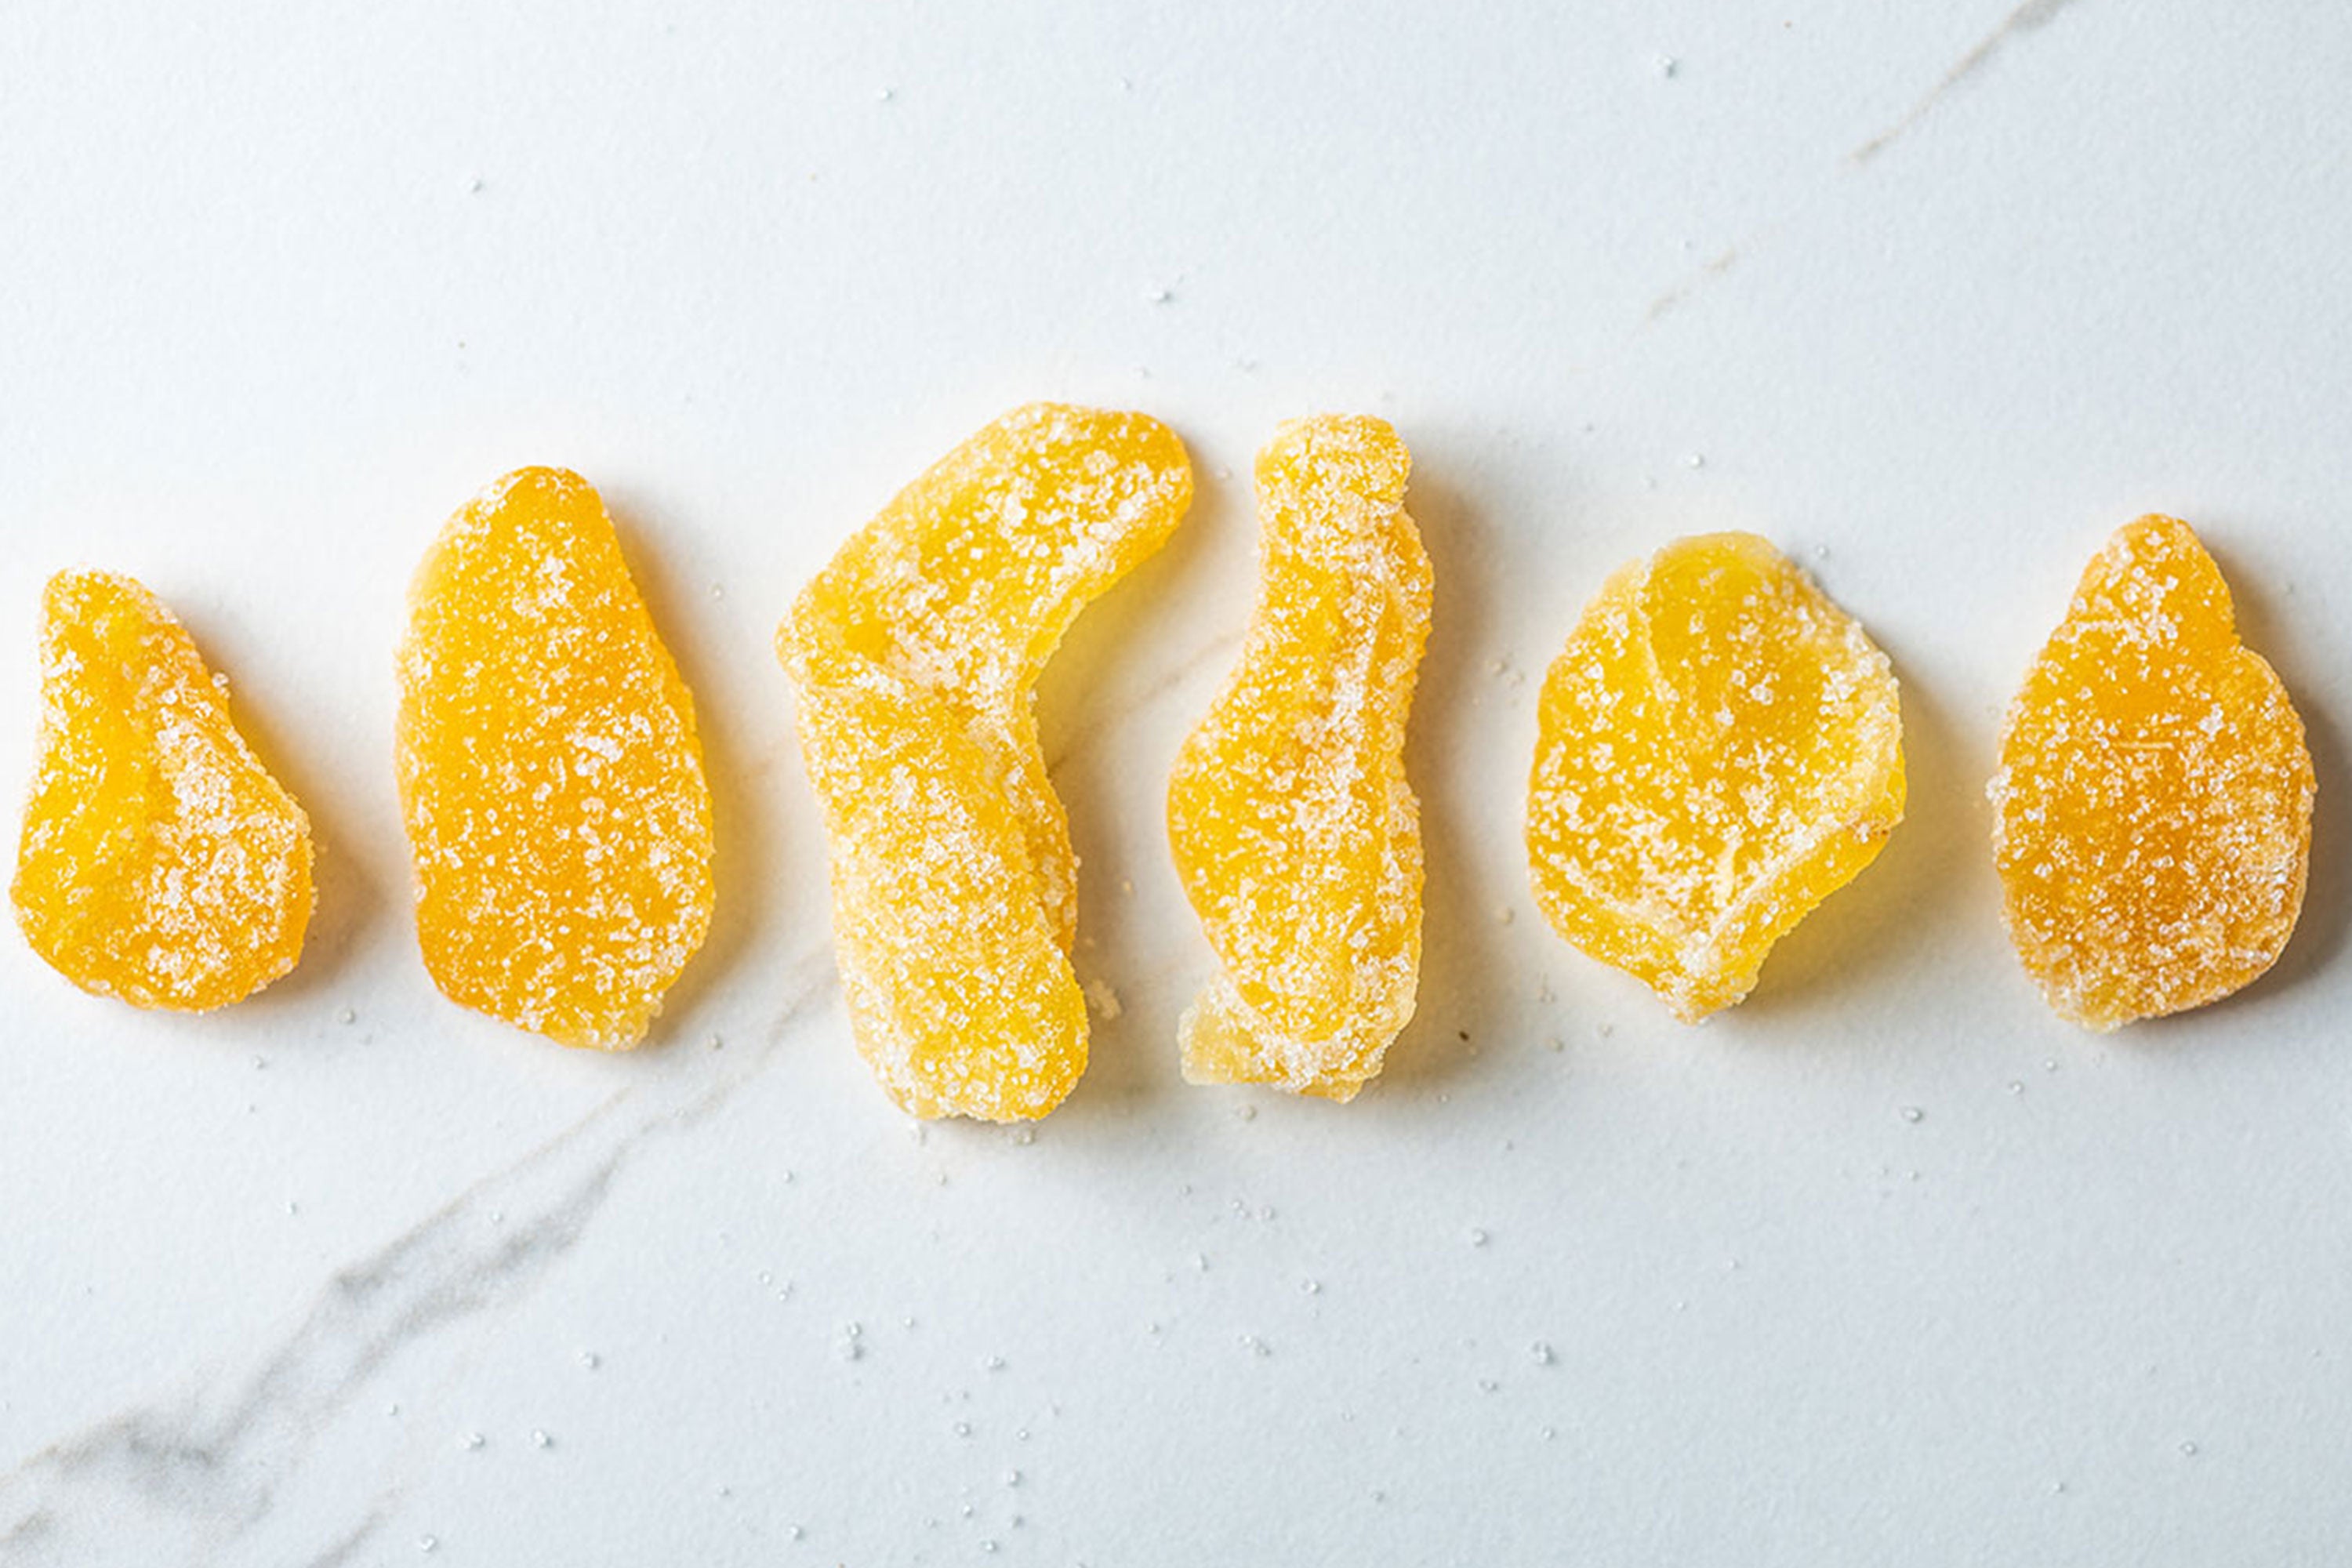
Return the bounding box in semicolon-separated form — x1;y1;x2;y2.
1526;532;1905;1020
12;571;312;1009
1991;515;2312;1029
780;403;1192;1120
397;467;714;1049
1166;416;1431;1101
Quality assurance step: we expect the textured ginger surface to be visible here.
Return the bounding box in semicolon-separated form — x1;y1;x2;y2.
1526;532;1905;1020
1167;416;1430;1101
397;467;714;1049
1991;515;2312;1030
781;404;1192;1120
13;571;312;1010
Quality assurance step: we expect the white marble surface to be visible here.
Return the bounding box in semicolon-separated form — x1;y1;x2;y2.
5;1;2352;1561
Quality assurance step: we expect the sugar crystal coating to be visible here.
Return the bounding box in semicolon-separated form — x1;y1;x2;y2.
1526;532;1905;1020
780;404;1192;1120
397;467;715;1049
13;571;313;1010
1990;515;2312;1030
1166;416;1430;1101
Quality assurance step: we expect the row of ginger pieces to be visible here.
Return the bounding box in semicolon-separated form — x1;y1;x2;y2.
9;406;2315;1120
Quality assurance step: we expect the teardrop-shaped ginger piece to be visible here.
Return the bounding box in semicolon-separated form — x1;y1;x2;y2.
1991;515;2312;1029
12;570;313;1010
1166;415;1431;1101
397;467;715;1049
779;404;1193;1120
1526;532;1905;1020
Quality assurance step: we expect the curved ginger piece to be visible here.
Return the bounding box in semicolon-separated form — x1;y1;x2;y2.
780;404;1192;1120
1991;515;2312;1029
1166;416;1431;1100
1526;532;1904;1020
397;467;715;1049
12;570;312;1009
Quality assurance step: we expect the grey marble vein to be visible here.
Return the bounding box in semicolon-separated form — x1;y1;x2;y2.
1642;245;1744;326
1635;0;2081;332
293;1498;390;1568
0;956;837;1567
1850;0;2083;165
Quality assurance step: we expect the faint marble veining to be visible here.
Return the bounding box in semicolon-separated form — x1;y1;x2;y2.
1642;246;1744;326
1638;0;2082;331
1850;0;2084;164
0;956;837;1568
296;1504;392;1568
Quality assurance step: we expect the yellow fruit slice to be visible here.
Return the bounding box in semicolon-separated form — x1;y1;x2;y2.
1166;416;1431;1100
789;662;1089;1120
780;403;1192;1120
1991;515;2313;1029
397;466;715;1049
1526;532;1905;1020
12;570;312;1010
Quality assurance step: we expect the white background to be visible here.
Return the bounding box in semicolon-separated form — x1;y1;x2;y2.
5;2;2350;1562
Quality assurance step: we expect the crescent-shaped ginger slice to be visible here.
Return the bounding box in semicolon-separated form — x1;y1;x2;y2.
780;404;1192;1120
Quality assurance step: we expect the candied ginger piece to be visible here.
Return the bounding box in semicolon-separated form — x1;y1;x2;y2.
1166;416;1431;1101
780;404;1192;1120
12;570;312;1010
789;662;1089;1121
1526;532;1905;1020
1990;515;2312;1030
397;466;715;1050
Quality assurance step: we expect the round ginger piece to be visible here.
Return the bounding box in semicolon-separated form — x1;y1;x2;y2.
1991;515;2313;1030
1167;415;1431;1101
780;404;1193;1121
397;467;715;1050
12;570;313;1010
1526;532;1905;1021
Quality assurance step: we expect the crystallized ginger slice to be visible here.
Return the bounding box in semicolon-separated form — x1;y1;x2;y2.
1990;515;2312;1030
780;404;1192;1120
397;467;715;1049
789;655;1090;1120
12;571;313;1010
1166;416;1431;1101
791;403;1191;950
1526;532;1904;1020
